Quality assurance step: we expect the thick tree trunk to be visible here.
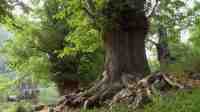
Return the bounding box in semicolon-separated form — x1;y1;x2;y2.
56;79;79;95
64;2;151;106
75;0;151;101
54;0;150;109
49;53;80;95
102;9;150;83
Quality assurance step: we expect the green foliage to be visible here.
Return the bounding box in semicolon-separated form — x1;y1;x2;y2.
1;24;51;83
80;104;131;112
0;75;12;90
190;17;200;48
0;75;14;102
1;0;104;86
164;16;200;74
0;0;12;23
160;42;200;74
144;89;200;112
38;84;59;104
148;59;160;72
0;102;33;112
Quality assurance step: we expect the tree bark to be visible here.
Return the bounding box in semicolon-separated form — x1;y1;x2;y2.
56;79;80;95
102;1;150;83
68;0;151;104
71;0;151;104
55;1;165;109
55;1;186;109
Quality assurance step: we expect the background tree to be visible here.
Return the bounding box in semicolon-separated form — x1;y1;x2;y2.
147;0;189;71
63;0;151;103
1;0;104;95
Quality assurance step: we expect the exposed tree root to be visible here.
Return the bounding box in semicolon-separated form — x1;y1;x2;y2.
51;72;187;112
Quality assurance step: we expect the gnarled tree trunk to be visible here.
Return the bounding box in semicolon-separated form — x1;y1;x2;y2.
71;0;151;104
103;22;149;83
102;0;150;84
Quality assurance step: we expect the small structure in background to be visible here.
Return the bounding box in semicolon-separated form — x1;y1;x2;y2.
7;78;40;103
7;95;19;102
19;79;39;100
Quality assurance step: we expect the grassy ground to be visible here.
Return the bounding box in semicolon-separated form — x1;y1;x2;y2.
143;89;200;112
79;89;200;112
1;89;200;112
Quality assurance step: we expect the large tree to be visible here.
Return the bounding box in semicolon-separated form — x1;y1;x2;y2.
64;0;152;105
56;0;188;109
84;0;150;83
1;0;103;96
146;0;189;70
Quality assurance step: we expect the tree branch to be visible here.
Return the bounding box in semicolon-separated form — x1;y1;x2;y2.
30;46;50;54
147;0;159;18
81;7;96;20
146;39;158;46
81;0;97;20
11;0;32;13
85;0;96;13
81;0;102;30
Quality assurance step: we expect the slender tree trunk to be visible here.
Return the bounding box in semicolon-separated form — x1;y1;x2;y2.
156;25;173;70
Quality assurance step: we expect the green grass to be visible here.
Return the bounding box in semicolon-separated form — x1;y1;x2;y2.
0;102;33;112
144;89;200;112
38;85;59;104
81;89;200;112
2;89;200;112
